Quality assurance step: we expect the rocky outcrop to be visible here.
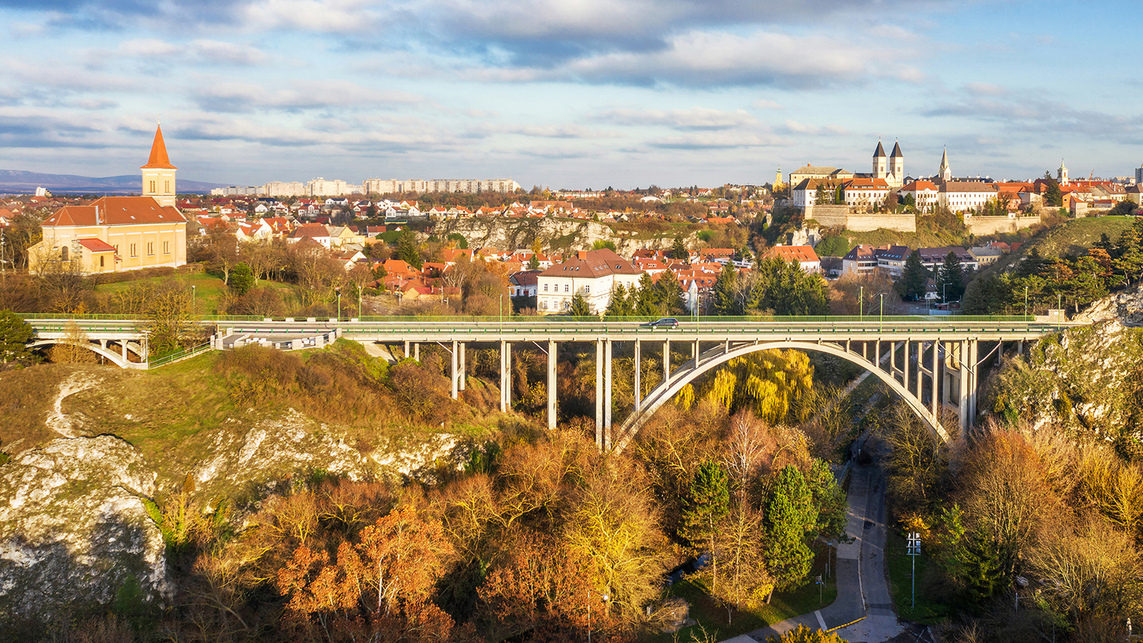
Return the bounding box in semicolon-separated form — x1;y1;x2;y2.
1073;280;1143;326
0;435;170;620
437;217;675;255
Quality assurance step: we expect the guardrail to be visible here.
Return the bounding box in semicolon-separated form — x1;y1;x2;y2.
147;343;211;369
19;313;1038;323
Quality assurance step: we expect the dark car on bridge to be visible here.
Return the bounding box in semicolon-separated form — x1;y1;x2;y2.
643;317;679;329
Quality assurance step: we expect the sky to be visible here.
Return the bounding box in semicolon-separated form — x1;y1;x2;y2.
0;0;1140;190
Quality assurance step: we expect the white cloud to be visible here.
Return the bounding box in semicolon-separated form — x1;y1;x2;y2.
242;0;376;32
781;119;848;136
191;40;269;66
598;107;758;130
195;79;423;112
752;99;784;110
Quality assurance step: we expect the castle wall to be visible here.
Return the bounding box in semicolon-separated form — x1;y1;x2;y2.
965;215;1041;235
805;205;915;232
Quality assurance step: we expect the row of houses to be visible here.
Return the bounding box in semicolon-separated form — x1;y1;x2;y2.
839;242;1017;280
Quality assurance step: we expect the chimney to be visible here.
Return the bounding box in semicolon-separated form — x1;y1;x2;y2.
577;251;587;260
95;205;100;225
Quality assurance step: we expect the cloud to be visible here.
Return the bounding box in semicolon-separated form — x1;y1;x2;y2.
194;80;423;113
505;124;621;139
923;92;1141;140
752;99;784;110
241;0;377;32
781;119;848;136
191;40;268;65
647;131;787;149
597;107;758;130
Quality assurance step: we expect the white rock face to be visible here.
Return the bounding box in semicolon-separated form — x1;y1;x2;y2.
0;436;170;619
1074;280;1143;326
439;217;675;256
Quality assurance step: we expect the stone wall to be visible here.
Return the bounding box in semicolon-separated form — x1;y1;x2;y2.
966;215;1040;236
804;205;915;232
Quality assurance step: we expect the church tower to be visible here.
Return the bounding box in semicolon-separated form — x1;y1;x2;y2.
888;140;904;187
1058;159;1069;186
873;140;887;179
938;147;952;182
141;123;177;208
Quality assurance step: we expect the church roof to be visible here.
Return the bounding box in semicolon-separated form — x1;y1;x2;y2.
890;141;903;158
873;141;887;158
42;196;186;227
141;124;177;170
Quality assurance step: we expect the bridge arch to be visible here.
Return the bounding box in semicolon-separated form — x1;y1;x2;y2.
613;340;951;455
30;339;139;369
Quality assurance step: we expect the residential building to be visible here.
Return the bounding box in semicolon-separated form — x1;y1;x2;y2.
841;245;882;276
363;178;521;195
918;246;978;273
900;180;940;212
874;245;912;280
29;124;188;275
536;248;643;315
509;270;541;297
788;164;854;186
765;245;821;274
940;181;998;213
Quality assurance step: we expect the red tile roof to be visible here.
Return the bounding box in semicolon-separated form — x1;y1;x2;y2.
76;238;117;253
42;196;186;227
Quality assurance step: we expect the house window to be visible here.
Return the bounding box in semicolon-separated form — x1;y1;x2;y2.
564;284;569;292
584;285;590;293
164;180;170;193
163;241;170;254
543;284;548;292
60;246;68;261
147;242;154;256
149;180;156;193
130;243;137;257
99;256;104;268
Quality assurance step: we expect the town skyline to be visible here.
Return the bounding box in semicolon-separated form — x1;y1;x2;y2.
2;0;1141;189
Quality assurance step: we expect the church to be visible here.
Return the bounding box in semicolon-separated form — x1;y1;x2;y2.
871;140;905;188
28;124;188;275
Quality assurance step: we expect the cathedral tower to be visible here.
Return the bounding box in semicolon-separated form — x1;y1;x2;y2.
888;141;904;187
141;123;177;208
1058;159;1069;186
938;147;952;182
873;140;887;179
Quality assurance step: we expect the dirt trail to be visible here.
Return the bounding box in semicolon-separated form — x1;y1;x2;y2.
45;372;100;438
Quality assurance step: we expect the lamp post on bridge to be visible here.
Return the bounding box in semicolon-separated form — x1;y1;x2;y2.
859;285;863;320
191;285;196;318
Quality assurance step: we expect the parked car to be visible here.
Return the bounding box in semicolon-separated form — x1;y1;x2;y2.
643;317;679;329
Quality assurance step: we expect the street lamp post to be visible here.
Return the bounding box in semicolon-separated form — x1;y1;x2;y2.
859;285;863;319
191;285;196;318
906;532;921;609
880;293;884;330
337;290;342;322
1024;286;1029;318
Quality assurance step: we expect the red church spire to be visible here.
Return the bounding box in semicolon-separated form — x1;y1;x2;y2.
141;123;177;170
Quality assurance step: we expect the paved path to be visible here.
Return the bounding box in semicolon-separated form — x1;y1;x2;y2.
724;459;903;643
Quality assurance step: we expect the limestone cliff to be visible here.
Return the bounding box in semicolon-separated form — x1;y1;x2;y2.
436;216;677;255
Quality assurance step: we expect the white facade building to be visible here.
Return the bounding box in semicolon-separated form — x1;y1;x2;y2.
537;248;643;315
364;178;522;195
940;181;998;214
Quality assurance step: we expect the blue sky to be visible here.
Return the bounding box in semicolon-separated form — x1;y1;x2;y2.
1;0;1139;189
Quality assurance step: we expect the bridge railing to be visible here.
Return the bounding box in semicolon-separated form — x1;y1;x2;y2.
20;313;1038;324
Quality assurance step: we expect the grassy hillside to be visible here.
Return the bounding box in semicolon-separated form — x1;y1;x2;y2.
988;215;1133;274
95;272;298;316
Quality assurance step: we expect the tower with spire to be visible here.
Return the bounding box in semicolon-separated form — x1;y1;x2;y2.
938;147;952;182
141;123;177;208
873;140;887;180
888;140;904;188
1057;159;1069;186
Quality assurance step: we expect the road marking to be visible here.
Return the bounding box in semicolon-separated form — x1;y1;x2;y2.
815;610;827;631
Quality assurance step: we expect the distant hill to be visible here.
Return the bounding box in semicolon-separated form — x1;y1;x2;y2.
0;169;222;195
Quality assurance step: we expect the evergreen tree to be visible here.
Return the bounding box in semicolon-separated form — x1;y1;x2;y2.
655;269;687;316
634;273;660;316
751;257;829;315
679;462;730;551
396;230;423;269
669;236;689;260
712;262;739;315
229;262;254;295
0;310;33;364
567;292;592;317
528;254;540;270
764;465;815;589
895;249;929;300
936;250;965;303
604;283;634;318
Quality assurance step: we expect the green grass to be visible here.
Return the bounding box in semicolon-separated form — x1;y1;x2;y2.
988;215;1133;274
647;544;838;642
885;529;951;624
95;272;298;315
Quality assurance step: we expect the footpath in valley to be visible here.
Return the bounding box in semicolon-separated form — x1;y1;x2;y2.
724;451;905;643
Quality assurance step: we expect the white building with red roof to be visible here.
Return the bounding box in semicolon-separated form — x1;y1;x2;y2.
537;248;643;315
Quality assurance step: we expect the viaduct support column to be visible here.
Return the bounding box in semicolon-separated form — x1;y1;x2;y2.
958;340;969;436
663;340;670;383
903;340;909;392
500;341;511;412
931;338;940;420
451;340;459;400
604;339;613;450
459;343;466;391
595;340;604;448
968;339;979;426
634;339;642;411
547;340;557;429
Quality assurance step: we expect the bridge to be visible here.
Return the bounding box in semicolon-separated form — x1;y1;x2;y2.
24;315;1074;452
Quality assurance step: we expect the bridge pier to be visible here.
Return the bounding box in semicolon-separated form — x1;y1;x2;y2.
451;340;459;400
459;342;466;392
547;340;557;429
596;340;604;445
634;339;642;411
500;341;511;412
604;339;612;450
663;339;670;383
